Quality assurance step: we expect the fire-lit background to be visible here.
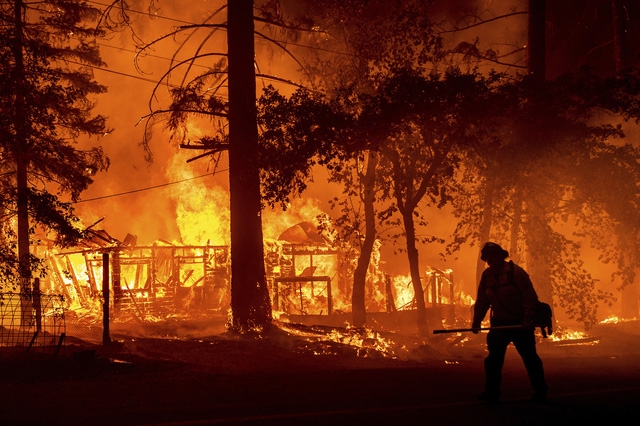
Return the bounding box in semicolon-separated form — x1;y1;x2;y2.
21;0;640;331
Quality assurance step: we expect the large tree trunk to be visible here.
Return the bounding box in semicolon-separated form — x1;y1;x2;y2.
351;151;378;328
227;0;272;332
612;0;632;75
612;0;639;318
13;0;29;281
12;0;33;326
401;208;428;335
527;0;546;87
525;0;554;307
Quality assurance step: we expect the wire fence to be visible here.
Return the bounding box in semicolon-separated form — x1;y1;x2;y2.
0;292;66;358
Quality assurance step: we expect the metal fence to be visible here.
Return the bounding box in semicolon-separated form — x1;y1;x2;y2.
0;292;66;357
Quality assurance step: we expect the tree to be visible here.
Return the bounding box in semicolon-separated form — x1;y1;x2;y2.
440;0;640;328
227;0;272;331
257;1;523;333
611;0;639;319
359;68;505;333
272;0;445;329
0;0;109;295
136;1;318;332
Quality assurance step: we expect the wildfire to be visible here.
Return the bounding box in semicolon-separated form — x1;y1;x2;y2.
279;322;399;359
547;327;599;346
598;315;636;325
391;274;415;309
167;151;230;246
31;119;484;339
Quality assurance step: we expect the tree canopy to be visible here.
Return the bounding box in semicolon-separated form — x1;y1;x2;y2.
0;0;110;289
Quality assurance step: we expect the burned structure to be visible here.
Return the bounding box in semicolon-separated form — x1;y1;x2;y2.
1;222;470;344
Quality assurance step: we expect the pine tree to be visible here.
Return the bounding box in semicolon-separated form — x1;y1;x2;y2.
0;0;109;293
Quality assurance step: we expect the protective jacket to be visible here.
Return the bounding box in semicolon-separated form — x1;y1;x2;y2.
472;261;539;327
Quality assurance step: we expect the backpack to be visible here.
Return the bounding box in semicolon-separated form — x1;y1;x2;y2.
507;261;553;338
534;300;553;338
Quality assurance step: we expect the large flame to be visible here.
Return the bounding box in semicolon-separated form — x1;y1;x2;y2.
167;152;230;246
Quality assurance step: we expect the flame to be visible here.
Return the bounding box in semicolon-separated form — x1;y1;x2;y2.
280;323;399;358
392;274;415;309
598;315;637;325
547;327;599;346
548;329;588;341
601;315;621;324
387;272;475;310
262;197;326;240
167;151;230;246
325;327;397;358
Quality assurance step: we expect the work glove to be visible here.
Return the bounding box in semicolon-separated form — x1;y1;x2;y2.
471;322;481;334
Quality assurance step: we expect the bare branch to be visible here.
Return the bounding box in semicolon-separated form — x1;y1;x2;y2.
254;30;314;88
438;11;528;35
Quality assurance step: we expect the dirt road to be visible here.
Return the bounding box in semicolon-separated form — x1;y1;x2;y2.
1;321;639;425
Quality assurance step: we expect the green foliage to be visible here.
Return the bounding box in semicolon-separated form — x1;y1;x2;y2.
257;85;357;208
447;66;640;325
361;67;508;235
0;0;110;285
166;57;229;136
293;0;443;91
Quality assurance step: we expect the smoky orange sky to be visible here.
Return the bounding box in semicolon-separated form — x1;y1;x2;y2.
72;0;627;320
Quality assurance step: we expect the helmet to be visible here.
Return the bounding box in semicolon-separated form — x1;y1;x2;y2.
480;242;509;261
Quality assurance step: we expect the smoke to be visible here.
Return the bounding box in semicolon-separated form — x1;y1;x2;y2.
70;1;637;325
69;0;518;295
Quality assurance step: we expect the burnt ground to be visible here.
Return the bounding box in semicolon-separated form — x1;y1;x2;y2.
1;319;639;426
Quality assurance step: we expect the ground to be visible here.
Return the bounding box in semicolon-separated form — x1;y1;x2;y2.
1;319;639;425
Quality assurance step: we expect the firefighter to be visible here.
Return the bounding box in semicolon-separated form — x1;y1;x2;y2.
472;242;548;403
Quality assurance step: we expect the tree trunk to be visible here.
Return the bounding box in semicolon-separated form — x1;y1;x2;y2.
12;0;33;326
227;0;272;332
476;178;495;284
509;191;522;264
351;151;378;328
612;0;631;75
612;0;639;318
13;0;29;281
524;0;552;302
525;230;553;304
527;0;546;87
401;208;428;335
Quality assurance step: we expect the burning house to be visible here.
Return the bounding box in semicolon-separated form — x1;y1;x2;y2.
10;218;472;344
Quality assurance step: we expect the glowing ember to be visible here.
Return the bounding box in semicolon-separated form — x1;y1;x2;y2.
280;323;399;358
601;315;621;324
548;327;599;346
599;315;636;325
548;329;588;341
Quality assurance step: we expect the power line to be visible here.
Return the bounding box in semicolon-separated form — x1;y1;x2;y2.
88;0;198;26
88;0;354;58
75;169;227;203
90;60;177;86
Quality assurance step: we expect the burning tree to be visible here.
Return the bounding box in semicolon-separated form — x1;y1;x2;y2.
0;0;110;293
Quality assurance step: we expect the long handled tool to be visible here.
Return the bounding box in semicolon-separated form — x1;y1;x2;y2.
433;325;525;334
